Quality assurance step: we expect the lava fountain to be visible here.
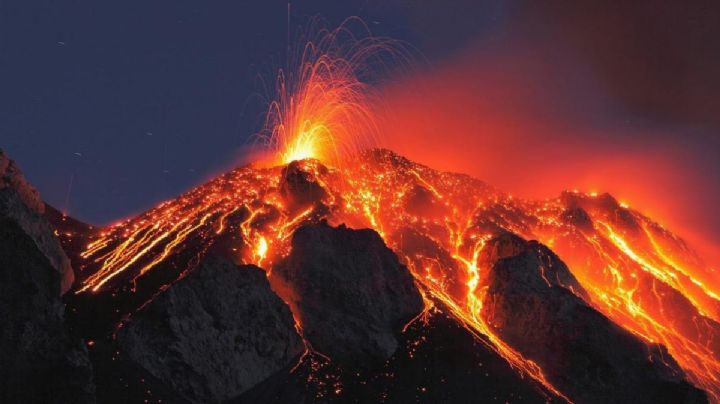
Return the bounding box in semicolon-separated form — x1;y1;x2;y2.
255;17;412;167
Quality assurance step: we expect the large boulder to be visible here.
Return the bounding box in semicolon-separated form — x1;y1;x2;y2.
0;216;95;403
117;255;304;403
480;233;708;404
0;149;73;294
271;222;424;367
279;159;329;213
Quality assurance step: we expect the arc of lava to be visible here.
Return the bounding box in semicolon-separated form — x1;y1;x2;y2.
255;17;415;167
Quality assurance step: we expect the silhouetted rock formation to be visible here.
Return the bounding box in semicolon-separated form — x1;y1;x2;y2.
480;233;708;404
0;216;94;403
117;255;304;403
0;150;93;403
0;149;74;294
271;221;424;367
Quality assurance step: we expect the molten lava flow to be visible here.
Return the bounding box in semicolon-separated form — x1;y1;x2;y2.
527;194;720;400
329;153;720;401
326;151;571;400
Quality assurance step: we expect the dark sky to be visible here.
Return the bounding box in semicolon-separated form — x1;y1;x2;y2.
1;0;416;224
2;1;718;254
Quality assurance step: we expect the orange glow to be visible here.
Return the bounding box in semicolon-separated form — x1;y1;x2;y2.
255;236;268;265
374;45;720;273
255;18;411;167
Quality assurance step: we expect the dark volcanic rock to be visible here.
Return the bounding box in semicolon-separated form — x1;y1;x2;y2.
0;149;74;294
480;233;708;404
280;160;329;212
44;203;97;273
0;150;93;402
271;221;424;367
117;255;304;403
479;232;591;302
402;185;447;220
238;308;558;404
0;216;95;403
559;206;593;230
560;190;641;234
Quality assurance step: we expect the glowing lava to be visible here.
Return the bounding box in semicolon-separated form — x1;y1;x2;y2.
256;18;410;166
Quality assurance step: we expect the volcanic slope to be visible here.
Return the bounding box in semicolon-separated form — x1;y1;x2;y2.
56;149;718;403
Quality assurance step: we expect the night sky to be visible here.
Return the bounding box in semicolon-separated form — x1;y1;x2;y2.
2;1;718;256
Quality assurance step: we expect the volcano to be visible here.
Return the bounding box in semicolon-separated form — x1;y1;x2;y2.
1;146;717;403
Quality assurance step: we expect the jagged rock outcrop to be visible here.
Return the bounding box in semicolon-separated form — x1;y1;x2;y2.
480;233;708;404
280;160;329;212
560;190;641;233
271;221;424;367
0;216;95;403
0;149;73;294
117;255;304;403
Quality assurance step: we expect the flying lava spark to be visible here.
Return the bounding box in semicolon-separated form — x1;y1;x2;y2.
69;19;720;403
255;17;411;167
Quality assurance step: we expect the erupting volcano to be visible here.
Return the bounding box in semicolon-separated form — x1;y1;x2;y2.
2;17;718;404
63;148;719;402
